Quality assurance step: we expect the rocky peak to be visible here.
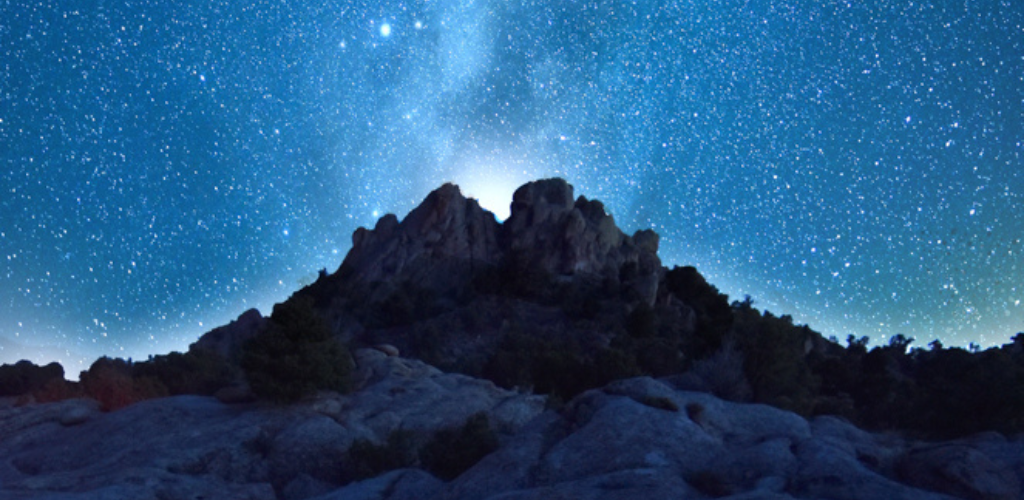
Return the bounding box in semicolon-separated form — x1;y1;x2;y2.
503;178;662;303
334;178;662;303
337;183;502;289
190;308;265;361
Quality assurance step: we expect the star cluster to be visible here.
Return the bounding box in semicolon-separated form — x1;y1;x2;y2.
2;0;1023;370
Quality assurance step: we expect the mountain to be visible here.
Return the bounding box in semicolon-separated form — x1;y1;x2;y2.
285;178;699;391
331;178;661;303
2;178;1024;500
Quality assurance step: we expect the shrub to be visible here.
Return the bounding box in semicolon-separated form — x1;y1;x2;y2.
347;429;417;480
420;412;499;481
242;296;353;403
80;357;168;411
32;377;79;403
688;343;751;401
133;349;235;396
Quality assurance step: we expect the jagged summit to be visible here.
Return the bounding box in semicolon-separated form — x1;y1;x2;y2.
334;178;662;304
336;182;502;290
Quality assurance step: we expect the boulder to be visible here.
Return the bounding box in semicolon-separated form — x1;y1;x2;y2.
340;352;545;437
311;468;443;500
58;400;98;426
700;437;798;494
791;439;956;500
897;444;1021;500
266;414;353;488
811;415;899;472
467;468;698;500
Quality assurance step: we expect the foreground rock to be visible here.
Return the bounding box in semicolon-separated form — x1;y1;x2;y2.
3;368;1022;500
439;377;1022;500
0;350;543;500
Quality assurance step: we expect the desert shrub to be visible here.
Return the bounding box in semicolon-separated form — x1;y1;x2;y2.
420;412;499;481
348;429;418;480
591;347;640;388
80;357;169;411
242;296;353;403
688;343;752;401
734;308;819;414
133;349;235;396
901;346;1024;438
665;266;733;359
32;377;80;403
484;328;642;400
495;251;554;298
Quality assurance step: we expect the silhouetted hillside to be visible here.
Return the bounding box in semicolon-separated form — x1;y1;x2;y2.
3;178;1024;441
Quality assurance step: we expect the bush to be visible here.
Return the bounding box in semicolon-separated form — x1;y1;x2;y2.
420;413;499;481
32;377;79;403
242;296;353;403
347;429;417;480
80;357;168;411
133;349;235;396
688;343;751;401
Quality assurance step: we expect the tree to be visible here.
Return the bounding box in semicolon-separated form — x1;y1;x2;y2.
242;295;353;402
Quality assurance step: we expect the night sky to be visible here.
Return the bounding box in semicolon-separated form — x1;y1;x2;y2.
3;0;1023;372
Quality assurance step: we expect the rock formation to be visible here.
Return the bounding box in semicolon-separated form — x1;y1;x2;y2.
0;349;544;500
331;178;661;305
337;183;502;294
4;367;1022;499
502;179;661;304
190;308;266;361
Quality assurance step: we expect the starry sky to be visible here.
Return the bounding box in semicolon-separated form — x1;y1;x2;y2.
2;0;1023;372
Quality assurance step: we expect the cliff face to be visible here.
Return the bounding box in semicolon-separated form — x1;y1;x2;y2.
337;183;502;291
334;178;661;305
503;179;661;304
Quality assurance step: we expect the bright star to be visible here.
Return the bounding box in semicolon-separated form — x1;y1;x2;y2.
380;23;391;37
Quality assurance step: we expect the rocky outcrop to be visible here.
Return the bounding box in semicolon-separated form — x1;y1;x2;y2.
897;444;1021;500
438;377;989;500
190;308;266;361
332;178;661;304
337;183;502;294
503;179;662;304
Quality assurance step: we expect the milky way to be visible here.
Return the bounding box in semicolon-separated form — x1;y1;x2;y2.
2;0;1023;371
